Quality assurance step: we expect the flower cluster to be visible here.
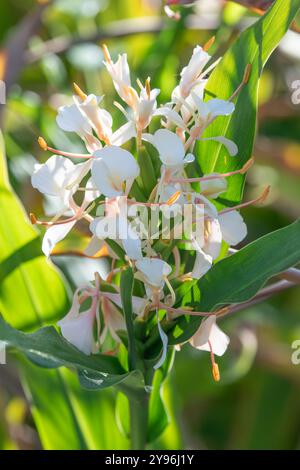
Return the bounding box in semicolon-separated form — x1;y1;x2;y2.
31;43;265;380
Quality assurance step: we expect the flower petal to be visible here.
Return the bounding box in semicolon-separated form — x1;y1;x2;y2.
190;314;230;356
200;175;227;199
204;218;222;260
154;311;169;370
58;308;95;355
92;146;140;197
111;121;136;146
42;220;76;257
218;210;247;246
152;129;185;167
191;248;212;279
57;103;92;134
207;99;235;117
136;257;172;289
200;136;238;156
31;155;75;198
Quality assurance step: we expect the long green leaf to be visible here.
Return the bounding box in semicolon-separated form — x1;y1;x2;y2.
170;218;300;344
0;134;69;330
120;267;138;370
21;360;129;450
198;0;300;205
0;133;135;449
0;316;145;391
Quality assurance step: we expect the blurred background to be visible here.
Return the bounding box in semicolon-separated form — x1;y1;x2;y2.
1;0;300;450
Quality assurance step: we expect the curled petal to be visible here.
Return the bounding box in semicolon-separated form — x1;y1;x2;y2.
58;308;95;355
218;210;247;246
191;248;212;279
190;315;230;357
92;146;140;198
42;220;76;257
200;136;238;156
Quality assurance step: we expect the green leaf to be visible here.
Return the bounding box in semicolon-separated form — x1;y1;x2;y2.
170;218;300;344
0;132;69;330
147;349;175;443
120;267;138;371
137;146;157;198
197;0;300;206
0;315;146;392
21;360;130;450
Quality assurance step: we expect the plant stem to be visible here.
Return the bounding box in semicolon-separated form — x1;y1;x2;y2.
129;392;149;450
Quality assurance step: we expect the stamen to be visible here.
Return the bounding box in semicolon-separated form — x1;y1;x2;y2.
30;207;84;227
208;340;220;382
197;57;222;82
169;247;181;280
38;136;48;151
29;213;37;224
37;137;91;159
102;44;111;63
136;78;143;90
229;64;252;101
73;82;87;101
203;35;215;52
164;276;176;306
212;363;220;382
219;185;270;215
171;158;254;184
145;77;151;99
166;191;181;206
113;101;131;121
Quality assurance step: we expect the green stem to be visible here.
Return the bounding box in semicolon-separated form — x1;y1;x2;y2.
129;392;149;450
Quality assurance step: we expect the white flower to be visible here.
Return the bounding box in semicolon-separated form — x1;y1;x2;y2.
191;95;238;156
91;146;140;198
172;81;206;123
56;103;101;152
218;210;247;246
40;178;99;257
31;155;90;207
179;45;211;98
190;194;247;279
200;174;227;199
134;85;160;132
74;93;113;144
190;314;230;357
114;81;161;143
136;258;172;290
146;129;194;168
90;197;143;261
104;292;149;318
58;288;97;355
103;48;133;106
99;297;126;345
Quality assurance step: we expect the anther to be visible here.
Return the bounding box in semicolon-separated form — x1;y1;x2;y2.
38;136;48;151
102;44;111;63
212;363;220;382
145;77;151;99
73;82;87;101
29;213;37;225
166;191;181;206
203;36;215;52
